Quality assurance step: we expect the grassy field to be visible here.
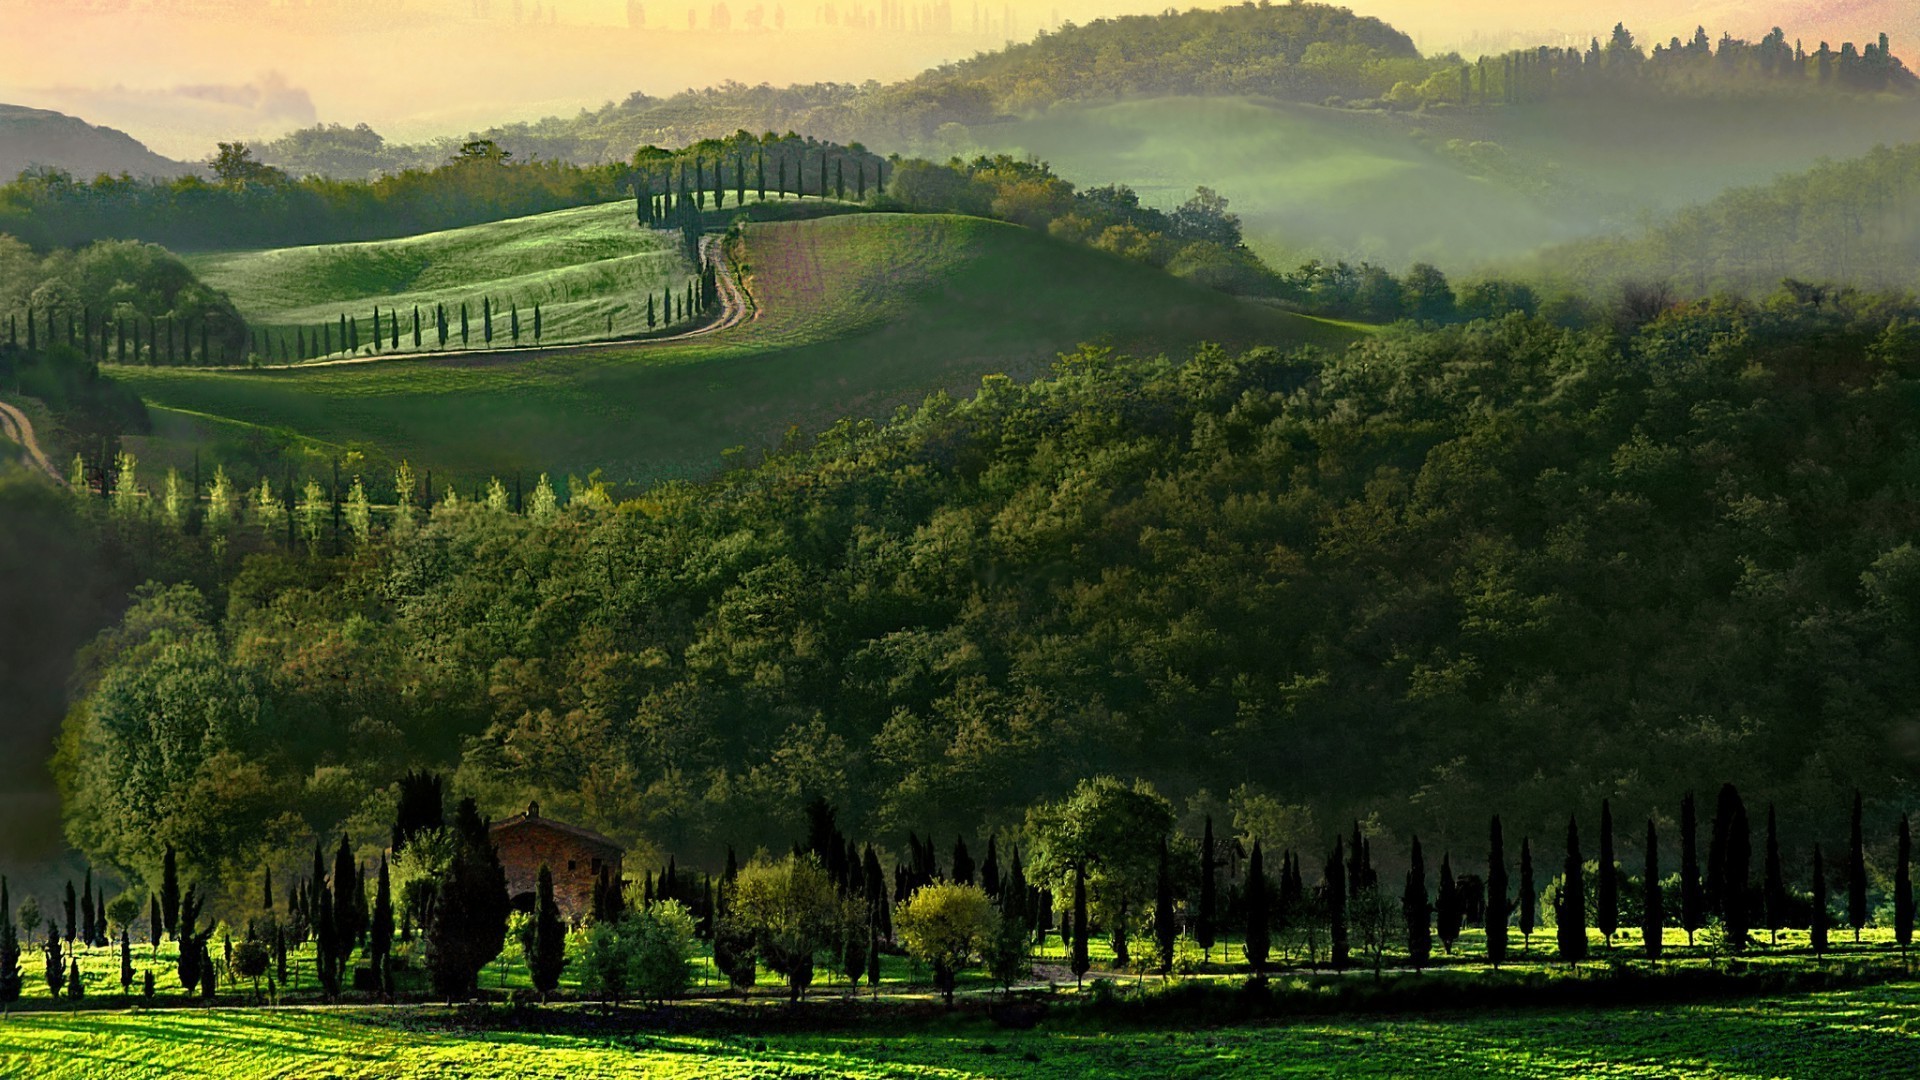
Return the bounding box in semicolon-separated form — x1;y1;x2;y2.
3;976;1917;1077
115;212;1354;489
943;94;1920;271
187;201;700;354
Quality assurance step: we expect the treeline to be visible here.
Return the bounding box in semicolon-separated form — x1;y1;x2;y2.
1539;142;1920;296
0;142;631;252
0;236;247;364
53;288;1920;909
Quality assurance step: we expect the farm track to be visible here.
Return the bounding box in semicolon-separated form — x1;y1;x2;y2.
0;398;60;483
216;233;755;374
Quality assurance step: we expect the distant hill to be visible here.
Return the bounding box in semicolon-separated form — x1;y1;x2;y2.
0;104;192;181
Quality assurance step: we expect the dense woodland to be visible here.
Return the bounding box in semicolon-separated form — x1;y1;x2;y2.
39;289;1920;921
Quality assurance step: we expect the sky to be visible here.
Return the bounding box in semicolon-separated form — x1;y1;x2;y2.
0;0;1909;160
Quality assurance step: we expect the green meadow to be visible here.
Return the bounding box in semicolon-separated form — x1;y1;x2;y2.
117;212;1353;488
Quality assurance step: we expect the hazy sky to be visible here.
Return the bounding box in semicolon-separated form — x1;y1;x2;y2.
0;0;1907;160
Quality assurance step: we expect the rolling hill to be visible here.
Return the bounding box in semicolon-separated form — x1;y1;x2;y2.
116;211;1356;488
0;103;191;181
186;201;699;351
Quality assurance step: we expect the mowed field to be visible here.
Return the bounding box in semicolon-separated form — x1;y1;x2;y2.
3;979;1918;1079
947;95;1920;270
117;212;1355;488
187;201;699;352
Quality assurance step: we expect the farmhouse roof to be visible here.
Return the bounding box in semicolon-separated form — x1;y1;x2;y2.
489;801;623;853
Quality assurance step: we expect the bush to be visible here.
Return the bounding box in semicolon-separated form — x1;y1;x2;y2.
580;901;698;1005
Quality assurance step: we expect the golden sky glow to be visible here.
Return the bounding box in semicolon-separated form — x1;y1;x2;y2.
0;1;1906;160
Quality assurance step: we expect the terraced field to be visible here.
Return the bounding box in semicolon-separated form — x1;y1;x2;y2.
118;212;1354;489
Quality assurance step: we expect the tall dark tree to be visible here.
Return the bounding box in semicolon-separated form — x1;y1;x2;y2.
951;837;974;886
1154;836;1175;976
1486;817;1509;969
1198;816;1218;960
1436;853;1461;954
1327;838;1348;969
1680;793;1703;945
1597;800;1617;947
148;895;161;949
1403;837;1431;970
1707;784;1740;913
1519;837;1536;948
160;845;180;941
1243;840;1270;974
1764;805;1788;947
1811;844;1830;957
1069;861;1090;987
119;929;132;994
425;798;511;1001
1643;819;1663;962
369;855;394;992
1558;816;1588;967
0;878;20;1005
44;933;62;999
525;865;566;1000
392;770;445;855
1896;810;1912;953
1724;799;1751;950
331;835;361;967
1849;790;1868;943
80;868;95;948
62;881;75;945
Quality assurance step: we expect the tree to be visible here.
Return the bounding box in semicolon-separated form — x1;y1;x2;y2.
147;895;160;949
1025;776;1173;971
896;882;997;1006
208;142;284;187
525;865;567;1000
232;936;269;999
1327;839;1348;969
424;799;511;1001
1243;840;1270;975
369;855;394;992
1681;793;1703;945
1724;798;1751;950
1811;844;1830;957
119;928;133;994
1486;817;1509;969
1436;853;1461;954
952;837;974;886
1764;806;1788;947
1558;816;1588;967
0;878;20;1005
66;956;82;1002
1849;790;1868;943
727;854;841;1001
1403;837;1432;970
1597;800;1617;947
1198;815;1218;960
81;867;95;948
331;835;361;972
1519;837;1537;949
1896;815;1914;956
63;881;75;945
1152;836;1176;976
1643;819;1663;962
1069;861;1090;986
43;935;62;999
161;844;180;941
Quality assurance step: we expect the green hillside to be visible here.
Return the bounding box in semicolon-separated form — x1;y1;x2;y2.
118;212;1352;486
946;94;1920;269
187;200;697;350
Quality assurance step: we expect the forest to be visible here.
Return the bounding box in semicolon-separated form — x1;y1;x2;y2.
41;284;1920;920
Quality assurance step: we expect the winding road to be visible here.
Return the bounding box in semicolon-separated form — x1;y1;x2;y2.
0;397;61;483
227;232;756;373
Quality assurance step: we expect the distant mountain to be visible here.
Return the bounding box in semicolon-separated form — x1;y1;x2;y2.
0;103;193;181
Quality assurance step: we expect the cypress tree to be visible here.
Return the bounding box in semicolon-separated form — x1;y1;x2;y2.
1681;792;1703;945
1643;819;1663;962
757;150;767;201
1002;846;1025;935
834;156;844;200
1849;790;1868;942
148;895;161;949
460;303;469;346
370;856;394;992
736;154;746;205
1558;816;1588;967
647;294;656;329
161;845;180;940
44;931;62;998
63;881;75;944
1403;837;1431;970
1725;798;1751;950
332;835;360;967
952;838;974;885
371;308;382;353
80;868;95;949
980;837;1001;901
0;878;20;1005
1487;816;1509;969
1519;836;1536;948
1811;844;1830;956
526;865;566;1000
533;304;542;343
1765;805;1788;946
1154;837;1175;976
1198;815;1217;960
1243;840;1270;974
413;305;422;349
818;151;827;199
391;309;399;350
1597;800;1617;947
1896;810;1912;953
1069;861;1089;987
1327;838;1348;969
483;298;493;344
778;155;788;199
1707;784;1739;914
119;929;132;993
262;866;274;913
67;956;82;1001
1436;853;1461;954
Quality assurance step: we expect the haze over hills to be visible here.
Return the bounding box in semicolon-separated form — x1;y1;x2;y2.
0;104;193;181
